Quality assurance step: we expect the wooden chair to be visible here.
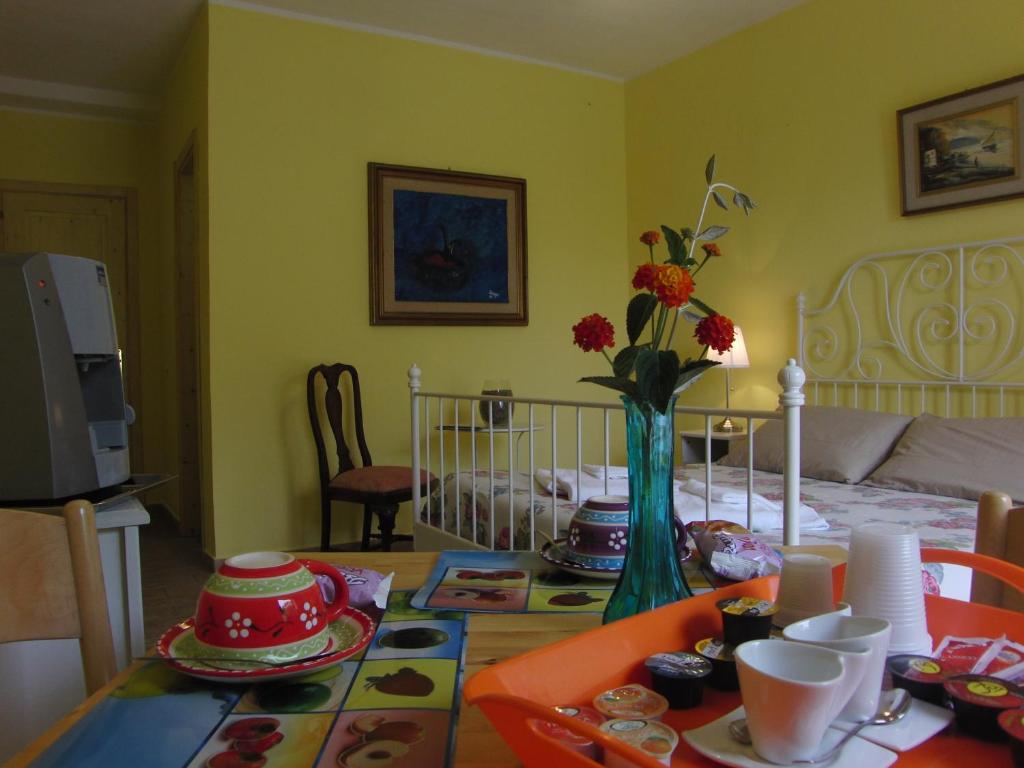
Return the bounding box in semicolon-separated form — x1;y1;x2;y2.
0;500;117;694
307;363;436;552
972;490;1024;611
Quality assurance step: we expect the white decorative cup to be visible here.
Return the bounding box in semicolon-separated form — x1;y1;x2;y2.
774;553;836;627
735;639;870;764
842;523;931;655
783;613;893;722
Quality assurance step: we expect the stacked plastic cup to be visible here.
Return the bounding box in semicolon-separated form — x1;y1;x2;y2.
842;522;932;655
774;553;838;628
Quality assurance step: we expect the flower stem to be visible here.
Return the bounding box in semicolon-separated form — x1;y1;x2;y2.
665;307;681;348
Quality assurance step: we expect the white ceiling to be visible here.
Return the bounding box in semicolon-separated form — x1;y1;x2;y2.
0;0;807;120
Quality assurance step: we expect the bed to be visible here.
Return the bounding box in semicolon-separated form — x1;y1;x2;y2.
409;236;1024;597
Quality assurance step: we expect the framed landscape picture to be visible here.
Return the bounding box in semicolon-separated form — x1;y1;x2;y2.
368;163;527;325
899;74;1024;215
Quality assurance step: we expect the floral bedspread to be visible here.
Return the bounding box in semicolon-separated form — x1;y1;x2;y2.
418;466;979;555
703;465;978;553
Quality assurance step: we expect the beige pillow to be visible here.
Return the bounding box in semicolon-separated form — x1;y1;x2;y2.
864;413;1024;502
720;406;913;484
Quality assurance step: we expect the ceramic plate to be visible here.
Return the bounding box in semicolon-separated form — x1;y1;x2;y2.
682;706;898;768
539;539;692;581
539;540;622;580
156;606;374;682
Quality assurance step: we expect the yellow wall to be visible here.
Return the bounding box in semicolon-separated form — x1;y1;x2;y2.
156;6;212;549
0;108;167;481
205;5;628;556
625;0;1024;413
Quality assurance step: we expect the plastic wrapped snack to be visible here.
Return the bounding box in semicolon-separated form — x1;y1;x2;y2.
686;520;783;582
316;566;393;610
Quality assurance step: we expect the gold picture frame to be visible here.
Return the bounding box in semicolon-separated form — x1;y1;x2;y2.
898;74;1024;215
368;163;528;325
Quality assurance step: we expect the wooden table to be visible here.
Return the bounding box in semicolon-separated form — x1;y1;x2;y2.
10;546;848;768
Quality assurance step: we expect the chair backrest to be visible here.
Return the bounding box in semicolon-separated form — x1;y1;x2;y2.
307;363;373;487
972;490;1024;611
0;500;117;694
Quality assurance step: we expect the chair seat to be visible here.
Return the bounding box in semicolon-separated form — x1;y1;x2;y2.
329;466;434;497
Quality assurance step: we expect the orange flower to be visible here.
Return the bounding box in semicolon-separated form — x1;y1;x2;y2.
652;265;694;308
632;263;659;291
639;230;660;246
701;243;721;257
572;313;616;353
695;314;735;354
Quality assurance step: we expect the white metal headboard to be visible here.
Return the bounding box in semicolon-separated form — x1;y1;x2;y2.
797;236;1024;416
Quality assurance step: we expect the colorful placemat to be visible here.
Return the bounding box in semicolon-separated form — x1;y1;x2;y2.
410;550;725;614
30;591;468;768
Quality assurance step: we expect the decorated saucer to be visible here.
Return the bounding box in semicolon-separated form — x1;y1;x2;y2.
156;606;374;682
540;539;622;580
540;538;692;581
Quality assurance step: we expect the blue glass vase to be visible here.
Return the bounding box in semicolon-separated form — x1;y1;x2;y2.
602;394;692;623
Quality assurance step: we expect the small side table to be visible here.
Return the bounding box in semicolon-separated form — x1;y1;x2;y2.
679;429;746;464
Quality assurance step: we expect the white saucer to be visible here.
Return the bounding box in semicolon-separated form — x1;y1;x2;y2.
831;692;954;752
683;706;897;768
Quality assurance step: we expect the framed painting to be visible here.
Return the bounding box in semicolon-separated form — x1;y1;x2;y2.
899;74;1024;215
368;163;528;325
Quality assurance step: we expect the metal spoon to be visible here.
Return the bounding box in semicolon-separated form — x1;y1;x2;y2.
727;688;911;765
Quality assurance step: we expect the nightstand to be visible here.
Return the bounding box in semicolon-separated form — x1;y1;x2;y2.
679;429;747;464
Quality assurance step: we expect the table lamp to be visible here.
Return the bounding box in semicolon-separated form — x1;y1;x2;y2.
706;326;750;432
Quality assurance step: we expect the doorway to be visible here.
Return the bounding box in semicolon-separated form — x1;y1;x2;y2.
0;179;143;466
174;135;204;541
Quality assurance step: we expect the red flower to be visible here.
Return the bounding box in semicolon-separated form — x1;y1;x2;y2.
695;314;735;354
639;230;660;246
652;265;695;308
573;313;616;353
701;243;721;257
632;263;659;291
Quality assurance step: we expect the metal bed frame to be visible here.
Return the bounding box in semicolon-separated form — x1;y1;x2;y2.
408;360;807;550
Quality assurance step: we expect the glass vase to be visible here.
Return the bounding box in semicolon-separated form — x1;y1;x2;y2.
603;394;692;623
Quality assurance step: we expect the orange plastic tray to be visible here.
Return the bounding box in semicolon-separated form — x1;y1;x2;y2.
463;548;1024;767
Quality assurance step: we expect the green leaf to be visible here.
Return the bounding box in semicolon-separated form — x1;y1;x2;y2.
681;227;695;240
660;225;685;264
626;293;658;345
712;190;728;210
675;359;719;393
698;224;730;241
705;155;716;185
688;295;718;316
636;349;680;413
733;191;758;215
613;346;641;378
579;376;640;400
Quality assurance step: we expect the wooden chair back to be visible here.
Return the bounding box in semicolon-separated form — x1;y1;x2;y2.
307;363;374;485
0;500;117;694
972;490;1024;611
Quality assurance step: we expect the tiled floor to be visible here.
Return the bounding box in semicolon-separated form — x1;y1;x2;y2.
139;507;211;648
139;509;413;647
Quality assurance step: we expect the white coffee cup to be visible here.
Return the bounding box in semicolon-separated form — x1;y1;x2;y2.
783;613;893;722
735;639;870;764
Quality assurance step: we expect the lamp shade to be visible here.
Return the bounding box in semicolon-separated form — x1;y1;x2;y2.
706;326;750;368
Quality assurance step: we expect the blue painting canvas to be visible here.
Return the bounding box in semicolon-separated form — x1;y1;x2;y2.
392;189;509;304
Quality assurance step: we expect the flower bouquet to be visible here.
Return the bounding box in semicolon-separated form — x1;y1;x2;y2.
570;155;756;622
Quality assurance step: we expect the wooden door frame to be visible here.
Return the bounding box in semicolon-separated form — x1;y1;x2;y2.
173;132;203;539
0;178;143;468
